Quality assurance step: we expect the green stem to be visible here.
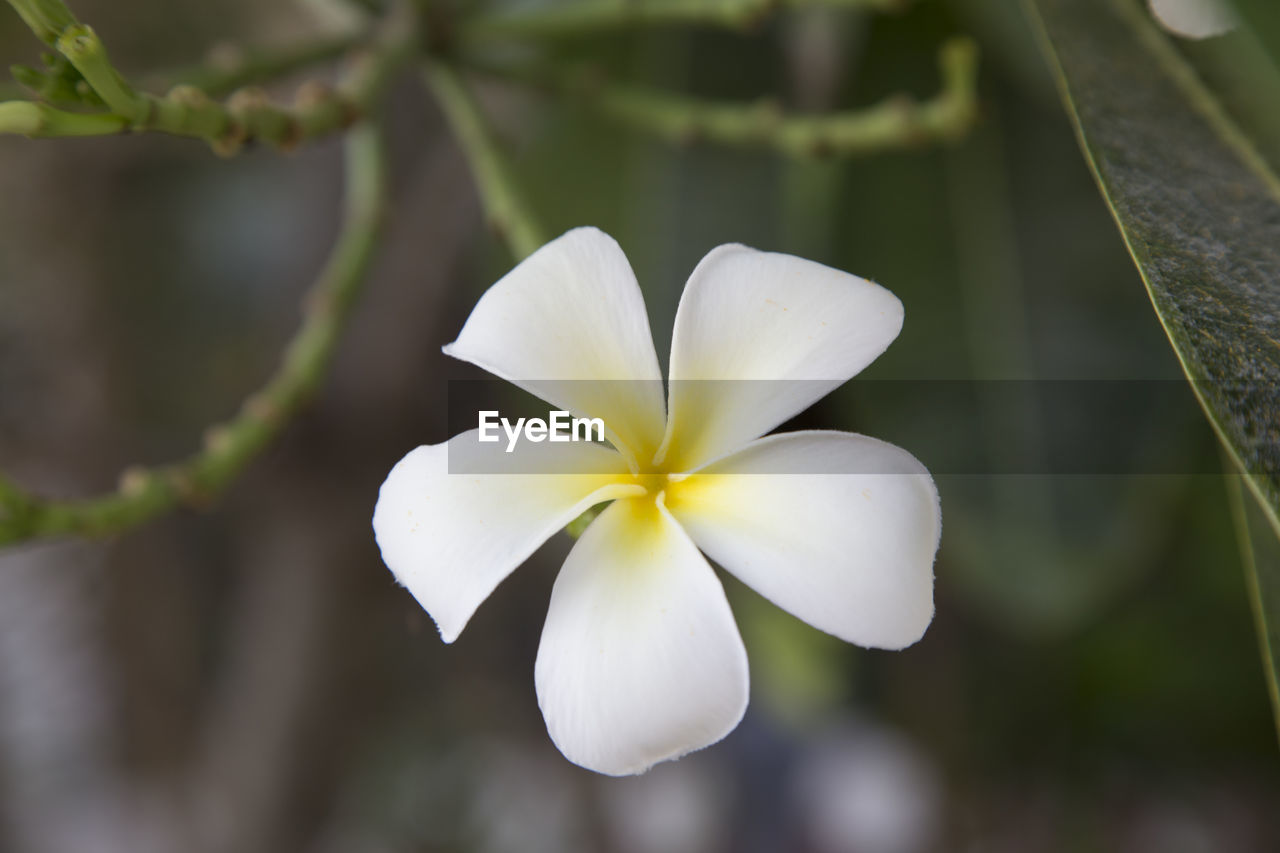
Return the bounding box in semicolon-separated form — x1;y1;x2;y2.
462;0;907;42
0;121;389;547
478;36;978;158
2;4;414;153
7;32;367;105
146;33;369;99
423;61;546;259
0;99;126;135
0;27;414;151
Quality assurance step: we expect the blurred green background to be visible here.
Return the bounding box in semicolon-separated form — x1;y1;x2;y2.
0;0;1277;851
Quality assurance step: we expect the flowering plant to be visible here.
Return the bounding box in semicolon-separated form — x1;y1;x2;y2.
374;227;941;775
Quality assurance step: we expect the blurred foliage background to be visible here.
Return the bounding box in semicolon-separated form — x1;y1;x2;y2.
1;0;1278;851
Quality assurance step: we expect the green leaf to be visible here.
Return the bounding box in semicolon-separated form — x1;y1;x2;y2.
1024;0;1280;736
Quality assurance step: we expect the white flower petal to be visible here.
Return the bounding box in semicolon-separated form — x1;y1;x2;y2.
373;430;640;643
665;431;939;650
660;245;904;471
535;498;749;776
443;227;667;466
1149;0;1236;39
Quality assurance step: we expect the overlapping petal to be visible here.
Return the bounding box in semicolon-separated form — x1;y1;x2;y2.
443;227;667;465
373;430;640;643
665;431;940;650
659;245;903;472
535;498;750;776
378;228;943;777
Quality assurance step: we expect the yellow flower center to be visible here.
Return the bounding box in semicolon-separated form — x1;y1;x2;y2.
620;468;694;510
630;471;669;495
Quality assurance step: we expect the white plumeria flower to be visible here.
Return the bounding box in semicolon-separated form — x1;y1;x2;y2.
373;228;941;776
1148;0;1237;39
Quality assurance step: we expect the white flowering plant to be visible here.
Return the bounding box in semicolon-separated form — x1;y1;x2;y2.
374;227;941;774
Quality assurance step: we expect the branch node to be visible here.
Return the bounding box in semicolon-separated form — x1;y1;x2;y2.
295;79;335;109
275;116;304;152
168;469;203;504
203;425;234;454
210;129;245;157
119;466;152;497
244;393;282;426
167;84;210;108
227;85;271;116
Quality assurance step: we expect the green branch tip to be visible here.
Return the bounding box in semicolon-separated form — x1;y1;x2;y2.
0;100;42;133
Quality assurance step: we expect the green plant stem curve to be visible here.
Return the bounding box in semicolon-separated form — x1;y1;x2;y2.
423;61;546;260
462;0;908;42
0;121;389;546
479;36;978;158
